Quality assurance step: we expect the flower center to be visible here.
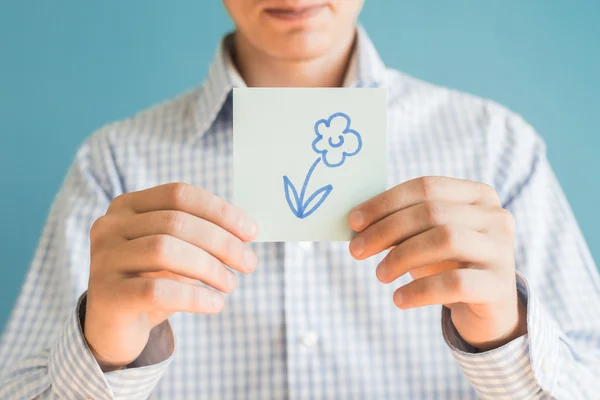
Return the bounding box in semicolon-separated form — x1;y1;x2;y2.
328;135;344;148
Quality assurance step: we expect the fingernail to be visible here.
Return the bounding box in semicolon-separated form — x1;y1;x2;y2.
349;210;364;230
350;237;364;258
212;293;224;308
393;291;403;306
240;218;257;238
376;259;386;282
245;249;258;271
226;272;236;290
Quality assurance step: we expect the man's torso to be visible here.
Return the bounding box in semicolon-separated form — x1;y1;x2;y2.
97;72;510;398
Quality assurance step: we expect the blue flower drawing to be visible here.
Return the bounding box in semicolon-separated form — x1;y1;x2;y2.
283;112;363;219
312;112;363;167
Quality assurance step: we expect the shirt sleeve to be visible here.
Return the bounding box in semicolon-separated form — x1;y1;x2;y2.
0;127;174;399
442;109;600;399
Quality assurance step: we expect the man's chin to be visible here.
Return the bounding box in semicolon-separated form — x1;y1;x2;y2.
267;35;334;63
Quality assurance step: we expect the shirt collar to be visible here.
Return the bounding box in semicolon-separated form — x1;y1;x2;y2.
195;25;388;137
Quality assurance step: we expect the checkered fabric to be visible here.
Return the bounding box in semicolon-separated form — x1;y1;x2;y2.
1;27;599;399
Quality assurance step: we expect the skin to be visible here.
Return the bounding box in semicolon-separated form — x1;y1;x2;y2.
223;0;364;87
85;0;526;371
85;183;259;370
348;177;527;350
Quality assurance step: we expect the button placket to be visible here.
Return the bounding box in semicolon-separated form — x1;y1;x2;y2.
283;241;311;399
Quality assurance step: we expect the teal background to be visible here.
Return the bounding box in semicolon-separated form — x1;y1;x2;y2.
0;1;598;331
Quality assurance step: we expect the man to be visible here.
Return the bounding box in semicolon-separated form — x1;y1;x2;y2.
1;1;599;398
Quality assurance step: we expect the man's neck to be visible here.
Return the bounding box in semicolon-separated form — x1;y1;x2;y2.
232;31;356;88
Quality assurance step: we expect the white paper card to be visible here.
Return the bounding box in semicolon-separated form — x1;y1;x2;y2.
233;88;387;242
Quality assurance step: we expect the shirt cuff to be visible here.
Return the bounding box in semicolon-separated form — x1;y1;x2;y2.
48;293;174;399
442;272;561;399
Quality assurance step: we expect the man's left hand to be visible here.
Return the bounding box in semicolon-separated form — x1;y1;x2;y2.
348;176;527;351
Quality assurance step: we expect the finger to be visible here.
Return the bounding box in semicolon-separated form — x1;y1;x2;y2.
349;177;501;232
108;183;258;241
107;235;238;293
350;202;504;260
393;269;495;309
376;224;499;284
101;210;257;273
120;277;225;314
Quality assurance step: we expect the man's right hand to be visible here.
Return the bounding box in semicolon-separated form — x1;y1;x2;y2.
84;183;258;371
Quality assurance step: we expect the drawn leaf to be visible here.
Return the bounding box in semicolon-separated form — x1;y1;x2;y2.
301;184;333;218
283;176;301;217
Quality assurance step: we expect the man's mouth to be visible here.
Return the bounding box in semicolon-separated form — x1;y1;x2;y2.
264;4;327;21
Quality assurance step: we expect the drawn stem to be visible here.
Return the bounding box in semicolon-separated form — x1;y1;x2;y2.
298;158;322;211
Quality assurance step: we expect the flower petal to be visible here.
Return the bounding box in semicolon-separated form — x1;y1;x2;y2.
316;114;349;141
313;113;362;166
312;137;327;153
323;147;346;167
341;131;360;156
330;114;350;133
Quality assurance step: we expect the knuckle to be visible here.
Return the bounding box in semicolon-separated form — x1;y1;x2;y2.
163;211;186;235
90;216;109;242
419;280;437;303
108;193;128;212
423;202;445;225
445;270;468;296
209;195;238;227
373;223;387;243
412;276;433;297
147;235;172;263
389;215;404;239
215;198;232;223
378;195;392;214
438;224;461;252
167;182;191;209
498;209;516;234
140;279;163;308
481;183;501;204
219;232;237;255
194;254;216;282
419;177;439;199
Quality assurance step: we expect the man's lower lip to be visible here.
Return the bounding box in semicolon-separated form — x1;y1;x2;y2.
265;5;326;21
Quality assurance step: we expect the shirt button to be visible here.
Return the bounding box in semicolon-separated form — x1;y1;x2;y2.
300;331;319;348
298;241;312;251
